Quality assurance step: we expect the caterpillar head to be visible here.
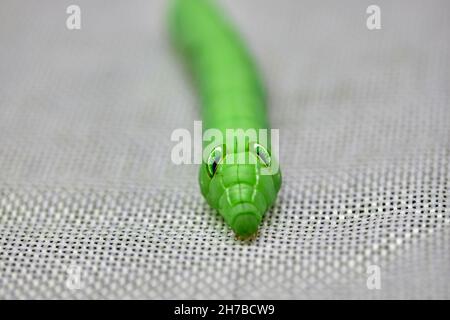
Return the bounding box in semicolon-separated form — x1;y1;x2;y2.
199;142;282;239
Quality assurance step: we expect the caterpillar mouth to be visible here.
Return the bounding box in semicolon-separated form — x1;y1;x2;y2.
225;203;262;239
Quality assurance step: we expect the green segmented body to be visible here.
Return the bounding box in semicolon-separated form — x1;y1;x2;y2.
170;0;282;238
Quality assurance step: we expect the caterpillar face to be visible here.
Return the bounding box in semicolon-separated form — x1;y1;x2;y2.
199;143;282;239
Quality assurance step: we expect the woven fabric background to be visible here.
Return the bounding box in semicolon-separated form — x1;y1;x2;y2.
0;0;449;299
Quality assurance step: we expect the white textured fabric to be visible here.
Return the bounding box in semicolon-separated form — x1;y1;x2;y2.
0;0;449;299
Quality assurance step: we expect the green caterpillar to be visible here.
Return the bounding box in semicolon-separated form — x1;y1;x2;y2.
170;0;282;239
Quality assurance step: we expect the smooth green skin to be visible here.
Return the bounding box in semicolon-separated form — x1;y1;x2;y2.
170;0;282;238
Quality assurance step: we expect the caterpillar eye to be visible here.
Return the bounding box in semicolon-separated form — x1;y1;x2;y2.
251;143;271;167
206;146;224;177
